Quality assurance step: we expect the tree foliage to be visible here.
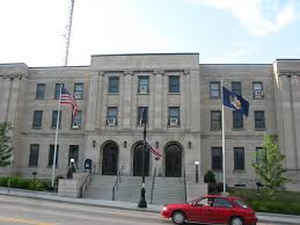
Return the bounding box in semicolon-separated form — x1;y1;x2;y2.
0;122;13;167
252;135;289;197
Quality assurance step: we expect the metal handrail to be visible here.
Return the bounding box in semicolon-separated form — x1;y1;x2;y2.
184;169;187;202
112;170;121;201
150;167;157;204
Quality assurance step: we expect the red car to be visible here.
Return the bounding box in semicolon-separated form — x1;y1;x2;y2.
161;194;257;225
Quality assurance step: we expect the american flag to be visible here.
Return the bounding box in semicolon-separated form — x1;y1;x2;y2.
60;88;78;116
146;141;162;160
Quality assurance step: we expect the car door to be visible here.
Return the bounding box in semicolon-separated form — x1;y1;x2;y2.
210;197;234;224
188;198;215;223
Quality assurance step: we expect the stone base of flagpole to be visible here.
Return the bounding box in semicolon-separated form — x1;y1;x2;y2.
221;192;229;196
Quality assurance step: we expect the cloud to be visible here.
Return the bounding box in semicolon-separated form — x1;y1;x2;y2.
190;0;296;36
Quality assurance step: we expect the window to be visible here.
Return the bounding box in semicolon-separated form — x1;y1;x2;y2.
211;111;221;130
68;145;79;166
29;144;39;167
168;107;180;127
137;106;148;126
209;81;220;98
211;147;222;170
36;83;46;99
213;198;233;208
253;81;264;99
32;111;43;129
108;77;119;93
233;111;243;129
74;83;84;99
255;111;265;129
138;76;149;94
51;110;62;129
55;83;64;99
232;81;242;96
71;110;82;129
256;147;265;164
169;76;180;93
48;145;59;167
106;107;118;126
234;147;245;170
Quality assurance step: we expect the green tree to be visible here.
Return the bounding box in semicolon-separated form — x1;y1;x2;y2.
0;122;13;167
252;135;289;198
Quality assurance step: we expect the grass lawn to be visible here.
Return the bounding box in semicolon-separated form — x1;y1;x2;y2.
228;188;300;215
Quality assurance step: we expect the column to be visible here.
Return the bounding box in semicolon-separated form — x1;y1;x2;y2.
122;71;133;129
7;76;21;124
85;72;98;131
0;77;11;121
154;70;163;129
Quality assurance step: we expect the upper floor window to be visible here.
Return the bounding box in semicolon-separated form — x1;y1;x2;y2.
253;81;264;99
209;81;220;98
69;145;79;166
254;111;265;129
55;83;64;99
51;110;62;129
169;76;180;93
211;147;222;170
168;107;180;127
74;83;84;100
138;76;149;94
211;111;221;131
36;83;46;99
71;110;82;129
29;144;39;167
48;144;59;168
233;111;243;129
234;147;245;170
32;110;43;129
108;77;119;93
232;81;242;96
106;107;118;127
137;106;148;126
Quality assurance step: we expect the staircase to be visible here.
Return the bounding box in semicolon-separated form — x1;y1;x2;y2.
86;175;186;204
86;175;116;200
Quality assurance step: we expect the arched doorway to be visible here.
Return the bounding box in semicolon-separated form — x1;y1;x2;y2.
165;143;182;177
102;141;118;175
133;142;150;176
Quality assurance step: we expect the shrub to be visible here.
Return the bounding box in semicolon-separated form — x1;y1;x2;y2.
204;170;216;184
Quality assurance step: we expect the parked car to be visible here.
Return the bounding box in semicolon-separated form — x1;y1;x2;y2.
161;194;257;225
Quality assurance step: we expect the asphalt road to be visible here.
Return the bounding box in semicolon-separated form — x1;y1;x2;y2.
0;195;286;225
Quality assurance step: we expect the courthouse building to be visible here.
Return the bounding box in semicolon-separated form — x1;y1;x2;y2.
0;53;299;190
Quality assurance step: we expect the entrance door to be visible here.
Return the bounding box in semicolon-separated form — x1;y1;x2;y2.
133;143;149;176
102;142;118;175
165;144;182;177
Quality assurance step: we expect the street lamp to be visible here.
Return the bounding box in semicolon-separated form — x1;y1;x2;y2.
138;109;147;208
194;161;199;183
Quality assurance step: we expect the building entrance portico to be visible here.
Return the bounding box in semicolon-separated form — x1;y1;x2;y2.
165;142;183;177
102;141;119;175
133;142;150;176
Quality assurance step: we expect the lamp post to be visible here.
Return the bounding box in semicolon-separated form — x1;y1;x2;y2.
194;161;199;183
138;109;147;208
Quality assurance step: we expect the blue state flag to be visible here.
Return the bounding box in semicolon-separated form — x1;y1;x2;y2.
223;87;249;117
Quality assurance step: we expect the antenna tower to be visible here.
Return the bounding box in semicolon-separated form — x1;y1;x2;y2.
64;0;75;66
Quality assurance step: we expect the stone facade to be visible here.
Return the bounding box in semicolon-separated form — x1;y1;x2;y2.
0;53;299;190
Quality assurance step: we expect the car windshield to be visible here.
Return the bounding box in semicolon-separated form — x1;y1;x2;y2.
234;199;248;209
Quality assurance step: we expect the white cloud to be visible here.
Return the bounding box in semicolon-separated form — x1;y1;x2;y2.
190;0;296;36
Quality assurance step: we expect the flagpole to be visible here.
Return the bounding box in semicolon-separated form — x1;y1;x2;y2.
221;80;226;193
51;85;62;188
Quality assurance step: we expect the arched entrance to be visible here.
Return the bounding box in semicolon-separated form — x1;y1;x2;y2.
165;143;182;177
102;141;118;175
133;142;150;176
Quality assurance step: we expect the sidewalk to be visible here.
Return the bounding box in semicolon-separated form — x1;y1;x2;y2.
0;187;300;224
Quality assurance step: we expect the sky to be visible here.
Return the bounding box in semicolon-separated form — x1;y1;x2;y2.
0;0;299;67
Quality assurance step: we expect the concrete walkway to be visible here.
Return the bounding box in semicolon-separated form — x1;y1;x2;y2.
0;187;300;224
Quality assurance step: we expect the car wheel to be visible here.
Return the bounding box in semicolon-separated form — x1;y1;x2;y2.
230;217;243;225
171;211;185;225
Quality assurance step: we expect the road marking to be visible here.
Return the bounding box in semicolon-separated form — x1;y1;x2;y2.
0;216;54;225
